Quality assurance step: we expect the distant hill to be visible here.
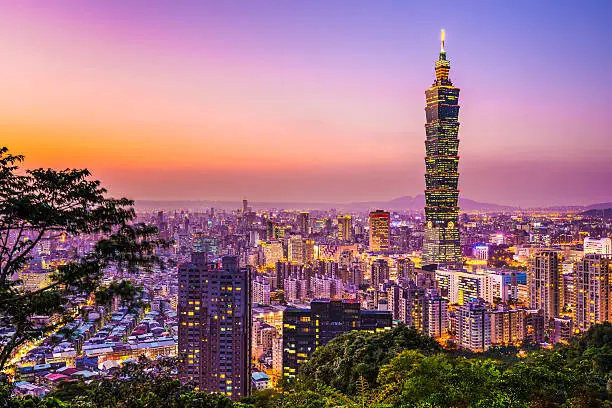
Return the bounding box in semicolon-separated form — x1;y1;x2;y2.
581;208;612;218
585;202;612;211
384;195;514;212
135;195;514;213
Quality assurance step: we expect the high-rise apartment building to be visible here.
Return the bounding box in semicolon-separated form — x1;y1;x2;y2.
371;259;390;288
574;254;612;331
178;255;251;400
424;290;449;339
489;304;525;346
528;250;563;325
396;257;415;280
337;215;353;242
369;210;390;252
423;30;461;266
457;298;491;352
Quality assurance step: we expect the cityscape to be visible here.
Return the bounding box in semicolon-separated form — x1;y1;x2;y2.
1;2;612;407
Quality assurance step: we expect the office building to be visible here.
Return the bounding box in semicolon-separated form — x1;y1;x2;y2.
435;269;486;305
288;235;304;264
369;210;390;252
422;30;462;266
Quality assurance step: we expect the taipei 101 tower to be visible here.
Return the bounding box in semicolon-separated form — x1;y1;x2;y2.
422;30;462;266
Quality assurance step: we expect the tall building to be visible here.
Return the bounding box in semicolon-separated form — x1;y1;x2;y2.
288;235;304;264
369;210;390;252
178;255;251;400
422;30;461;266
337;215;353;242
584;237;612;255
528;250;563;325
371;259;390;288
434;269;486;305
282;300;391;378
489;304;525;346
297;212;310;236
424;290;449;339
574;254;612;331
457;299;491;352
396;257;415;280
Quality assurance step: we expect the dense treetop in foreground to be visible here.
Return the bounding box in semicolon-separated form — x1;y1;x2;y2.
4;323;612;407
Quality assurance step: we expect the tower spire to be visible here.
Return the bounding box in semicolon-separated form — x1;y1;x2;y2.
440;29;445;54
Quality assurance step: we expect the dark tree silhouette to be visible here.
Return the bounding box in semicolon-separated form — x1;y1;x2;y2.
0;147;164;371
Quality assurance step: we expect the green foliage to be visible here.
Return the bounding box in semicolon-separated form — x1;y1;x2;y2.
271;325;612;407
0;147;166;370
299;325;441;394
46;357;232;408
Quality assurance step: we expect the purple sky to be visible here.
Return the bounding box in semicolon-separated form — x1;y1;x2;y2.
1;1;611;207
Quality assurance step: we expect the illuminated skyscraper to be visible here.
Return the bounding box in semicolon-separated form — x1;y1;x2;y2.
423;30;461;266
369;210;390;252
337;215;353;242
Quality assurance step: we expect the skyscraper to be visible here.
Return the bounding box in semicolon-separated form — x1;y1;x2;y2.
423;30;461;266
369;210;390;252
178;254;251;400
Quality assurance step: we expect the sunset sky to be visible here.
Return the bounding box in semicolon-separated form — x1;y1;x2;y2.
2;1;611;207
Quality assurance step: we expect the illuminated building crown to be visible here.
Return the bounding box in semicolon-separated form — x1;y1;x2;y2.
435;29;451;84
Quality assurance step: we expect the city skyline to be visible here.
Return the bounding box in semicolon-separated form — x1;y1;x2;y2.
2;1;612;207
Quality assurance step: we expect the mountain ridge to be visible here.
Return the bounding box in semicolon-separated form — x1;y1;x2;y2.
134;195;513;212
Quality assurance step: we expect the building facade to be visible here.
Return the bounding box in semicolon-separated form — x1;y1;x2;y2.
178;254;251;400
369;210;390;252
282;299;391;378
574;254;612;331
422;30;462;266
528;250;563;326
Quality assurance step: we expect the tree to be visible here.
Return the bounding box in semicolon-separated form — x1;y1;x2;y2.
300;325;441;394
0;147;164;371
49;357;233;408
